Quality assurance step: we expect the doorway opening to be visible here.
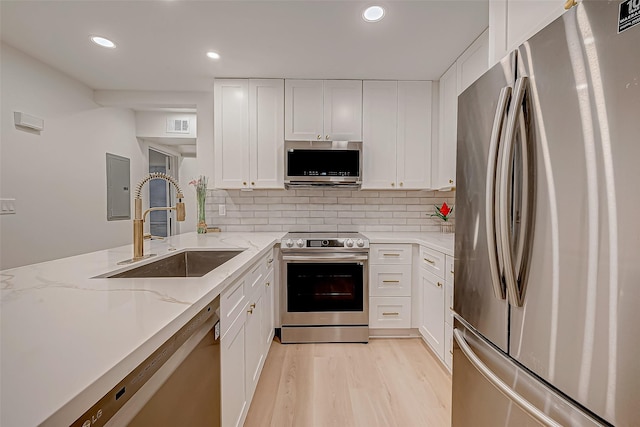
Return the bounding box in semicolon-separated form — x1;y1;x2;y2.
148;148;178;237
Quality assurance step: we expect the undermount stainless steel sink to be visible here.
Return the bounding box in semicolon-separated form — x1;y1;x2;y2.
104;250;244;278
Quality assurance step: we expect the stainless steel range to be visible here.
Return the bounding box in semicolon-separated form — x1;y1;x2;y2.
280;232;369;343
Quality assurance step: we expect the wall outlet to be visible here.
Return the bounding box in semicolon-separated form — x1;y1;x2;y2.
218;204;226;216
0;198;16;215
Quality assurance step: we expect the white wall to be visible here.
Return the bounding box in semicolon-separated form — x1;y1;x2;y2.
135;111;197;139
0;43;147;269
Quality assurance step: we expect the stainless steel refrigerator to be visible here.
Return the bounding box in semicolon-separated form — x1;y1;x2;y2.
452;1;639;426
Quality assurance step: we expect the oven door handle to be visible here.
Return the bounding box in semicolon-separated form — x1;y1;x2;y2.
282;254;369;262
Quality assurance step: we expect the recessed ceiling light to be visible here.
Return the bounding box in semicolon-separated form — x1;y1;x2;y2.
90;36;116;49
363;6;385;22
206;51;221;60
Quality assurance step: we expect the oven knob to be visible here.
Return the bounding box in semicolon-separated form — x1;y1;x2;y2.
356;239;365;247
285;239;294;248
296;239;305;248
345;239;354;247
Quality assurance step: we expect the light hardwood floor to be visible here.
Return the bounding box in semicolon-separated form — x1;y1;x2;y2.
244;338;452;427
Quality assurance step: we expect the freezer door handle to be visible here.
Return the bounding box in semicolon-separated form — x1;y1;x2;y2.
486;85;511;300
453;328;562;427
500;76;529;307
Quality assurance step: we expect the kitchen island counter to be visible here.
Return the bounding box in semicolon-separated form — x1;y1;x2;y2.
0;232;284;427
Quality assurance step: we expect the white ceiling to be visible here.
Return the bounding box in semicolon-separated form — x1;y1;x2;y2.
0;0;489;92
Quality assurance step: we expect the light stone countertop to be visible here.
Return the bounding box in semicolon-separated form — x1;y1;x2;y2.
0;230;453;426
0;232;284;427
363;231;455;256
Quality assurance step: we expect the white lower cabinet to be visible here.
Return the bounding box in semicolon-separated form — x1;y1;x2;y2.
370;296;412;328
369;244;413;332
245;289;264;402
220;251;276;427
221;310;247;427
419;267;445;360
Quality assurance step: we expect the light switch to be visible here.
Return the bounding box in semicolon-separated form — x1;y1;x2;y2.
218;204;226;216
0;198;16;215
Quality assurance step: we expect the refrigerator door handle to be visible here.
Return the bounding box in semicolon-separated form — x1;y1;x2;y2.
499;76;528;307
486;86;512;300
454;328;562;427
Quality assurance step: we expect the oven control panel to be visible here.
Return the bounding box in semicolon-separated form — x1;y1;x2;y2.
282;236;369;249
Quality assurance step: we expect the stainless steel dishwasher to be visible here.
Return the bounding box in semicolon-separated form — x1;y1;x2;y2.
71;297;221;427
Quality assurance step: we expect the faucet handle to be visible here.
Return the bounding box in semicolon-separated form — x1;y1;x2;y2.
176;202;186;221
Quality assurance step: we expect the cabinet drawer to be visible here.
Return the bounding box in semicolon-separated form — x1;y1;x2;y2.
370;264;412;297
370;244;412;265
369;297;411;328
420;246;445;278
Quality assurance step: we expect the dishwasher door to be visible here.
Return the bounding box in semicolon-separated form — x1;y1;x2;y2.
72;297;221;427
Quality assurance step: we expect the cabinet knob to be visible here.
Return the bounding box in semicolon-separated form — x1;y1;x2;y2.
317;134;321;140
399;182;404;187
325;135;330;140
391;182;395;187
243;181;247;186
449;179;454;184
437;282;443;288
266;282;270;287
250;303;256;309
251;181;255;186
247;308;253;314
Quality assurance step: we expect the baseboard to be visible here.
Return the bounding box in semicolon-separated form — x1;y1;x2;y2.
369;328;421;338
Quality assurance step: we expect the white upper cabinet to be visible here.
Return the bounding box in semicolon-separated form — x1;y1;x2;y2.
432;30;489;190
323;80;363;141
249;79;284;189
489;0;566;65
362;81;432;190
285;79;362;141
456;29;489;95
362;81;397;189
215;79;284;189
214;79;249;189
396;81;432;189
433;64;458;190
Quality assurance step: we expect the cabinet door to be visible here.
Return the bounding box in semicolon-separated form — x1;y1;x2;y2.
362;81;397;189
245;289;264;403
221;312;248;427
249;79;284;189
284;79;323;141
419;267;445;360
262;269;275;351
214;79;250;189
456;29;489;95
396;81;432;189
323;80;363;141
434;64;458;189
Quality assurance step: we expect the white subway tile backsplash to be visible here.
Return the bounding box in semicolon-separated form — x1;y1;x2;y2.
205;189;454;232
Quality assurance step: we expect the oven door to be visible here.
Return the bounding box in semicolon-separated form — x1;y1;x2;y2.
281;253;368;326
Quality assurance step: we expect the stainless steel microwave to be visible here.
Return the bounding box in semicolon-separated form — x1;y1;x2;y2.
284;141;362;189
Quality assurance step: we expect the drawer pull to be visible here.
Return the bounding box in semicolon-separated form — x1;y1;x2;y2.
383;253;401;257
382;312;400;316
266;282;271;287
267;258;274;265
382;280;400;283
250;303;256;309
247;308;254;314
450;270;455;275
424;258;435;264
437;282;443;288
450;350;454;355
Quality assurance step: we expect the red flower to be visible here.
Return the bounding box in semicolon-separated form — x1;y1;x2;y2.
439;202;451;217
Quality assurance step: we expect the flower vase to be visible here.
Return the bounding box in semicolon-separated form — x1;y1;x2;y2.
440;222;454;234
196;189;207;234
